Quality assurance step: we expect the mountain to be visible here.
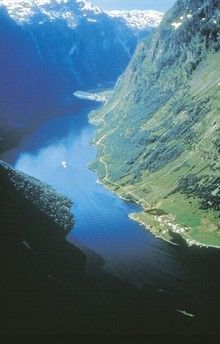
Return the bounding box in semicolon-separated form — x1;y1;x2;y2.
0;0;135;150
2;1;163;31
106;10;163;31
0;1;164;89
90;0;220;248
106;10;164;39
0;0;135;91
0;0;163;151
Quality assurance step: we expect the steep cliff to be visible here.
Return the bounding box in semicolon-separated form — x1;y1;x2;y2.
90;0;220;247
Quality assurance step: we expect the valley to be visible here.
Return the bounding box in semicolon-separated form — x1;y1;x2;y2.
0;0;220;335
2;97;220;334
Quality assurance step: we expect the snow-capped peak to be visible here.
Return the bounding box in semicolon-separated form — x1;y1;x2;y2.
0;0;102;26
76;0;101;14
0;1;163;31
106;10;164;30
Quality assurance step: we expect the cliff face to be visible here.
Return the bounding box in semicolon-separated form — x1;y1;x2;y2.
90;0;220;247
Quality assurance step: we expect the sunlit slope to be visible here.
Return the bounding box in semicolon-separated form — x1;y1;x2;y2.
90;0;220;247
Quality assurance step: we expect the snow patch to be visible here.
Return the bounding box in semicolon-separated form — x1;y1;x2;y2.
61;161;68;169
87;18;97;23
76;0;101;14
171;21;182;29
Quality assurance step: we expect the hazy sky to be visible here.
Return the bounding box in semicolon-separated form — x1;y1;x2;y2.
91;0;176;12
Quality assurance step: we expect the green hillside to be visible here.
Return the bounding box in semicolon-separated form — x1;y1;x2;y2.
90;0;220;248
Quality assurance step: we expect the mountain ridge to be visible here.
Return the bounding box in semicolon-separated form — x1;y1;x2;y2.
106;10;163;31
1;0;163;31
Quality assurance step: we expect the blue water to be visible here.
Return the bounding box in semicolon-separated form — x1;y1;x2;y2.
2;101;220;306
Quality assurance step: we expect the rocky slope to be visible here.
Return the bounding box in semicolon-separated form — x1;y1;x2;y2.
90;0;220;247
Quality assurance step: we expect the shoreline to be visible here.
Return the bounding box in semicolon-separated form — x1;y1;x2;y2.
88;95;220;251
95;173;220;250
128;213;180;247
